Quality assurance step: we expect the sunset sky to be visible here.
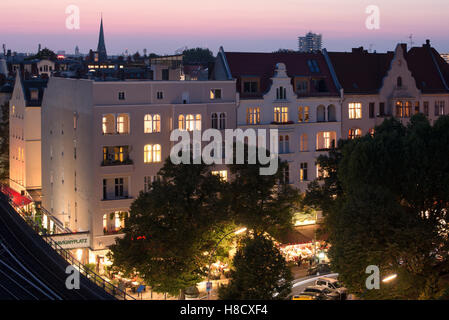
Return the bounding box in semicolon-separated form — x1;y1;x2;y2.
1;0;449;55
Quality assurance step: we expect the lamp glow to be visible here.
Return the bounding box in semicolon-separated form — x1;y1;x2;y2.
234;227;247;235
382;274;397;283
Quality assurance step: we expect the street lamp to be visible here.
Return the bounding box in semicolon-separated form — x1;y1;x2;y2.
382;274;397;283
206;227;247;298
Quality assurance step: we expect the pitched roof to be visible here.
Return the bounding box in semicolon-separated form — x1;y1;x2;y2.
221;51;339;98
327;48;394;94
328;43;449;95
405;43;449;93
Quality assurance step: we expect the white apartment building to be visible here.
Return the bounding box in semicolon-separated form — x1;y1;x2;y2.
214;48;342;192
9;73;47;198
41;78;236;264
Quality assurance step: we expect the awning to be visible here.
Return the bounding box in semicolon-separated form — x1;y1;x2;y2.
0;185;32;207
279;224;328;247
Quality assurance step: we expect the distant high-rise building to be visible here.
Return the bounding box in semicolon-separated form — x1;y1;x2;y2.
97;16;107;61
440;53;449;64
298;32;322;52
75;45;80;56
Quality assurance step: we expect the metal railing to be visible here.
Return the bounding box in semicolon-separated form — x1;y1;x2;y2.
0;187;135;300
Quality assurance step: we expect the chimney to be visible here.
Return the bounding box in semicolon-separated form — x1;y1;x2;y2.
424;39;431;47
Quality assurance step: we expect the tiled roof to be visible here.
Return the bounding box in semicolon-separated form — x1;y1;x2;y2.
406;44;449;93
328;43;449;95
222;51;339;98
327;48;394;94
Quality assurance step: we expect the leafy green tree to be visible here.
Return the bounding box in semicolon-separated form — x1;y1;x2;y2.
108;158;231;296
182;48;214;65
228;150;299;239
218;234;293;300
305;114;449;299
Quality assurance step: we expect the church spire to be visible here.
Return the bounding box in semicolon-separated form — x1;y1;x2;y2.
97;14;107;61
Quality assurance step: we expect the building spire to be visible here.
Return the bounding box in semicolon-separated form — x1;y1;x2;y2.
97;14;107;61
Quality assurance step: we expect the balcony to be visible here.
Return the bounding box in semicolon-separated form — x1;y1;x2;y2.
101;158;133;167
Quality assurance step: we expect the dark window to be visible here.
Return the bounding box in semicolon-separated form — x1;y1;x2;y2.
157;91;163;99
162;69;169;80
115;178;124;197
276;87;287;100
379;103;385;116
369;102;375;118
118;92;125;100
243;81;258;94
211;113;218;129
397;77;402;88
414;102;420;114
424;101;429;116
307;60;320;73
103;179;107;200
300;162;308;181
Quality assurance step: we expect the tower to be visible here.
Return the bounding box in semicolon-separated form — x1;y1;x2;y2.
97;15;107;61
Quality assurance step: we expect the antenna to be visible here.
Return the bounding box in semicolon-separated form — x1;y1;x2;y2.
408;34;414;48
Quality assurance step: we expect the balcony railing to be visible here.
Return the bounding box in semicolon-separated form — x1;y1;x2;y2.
101;158;133;167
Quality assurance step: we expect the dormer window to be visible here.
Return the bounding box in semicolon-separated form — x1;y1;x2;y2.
30;89;38;100
242;77;259;94
307;60;320;73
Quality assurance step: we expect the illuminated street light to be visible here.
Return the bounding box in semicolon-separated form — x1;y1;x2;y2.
382;274;397;283
234;227;247;235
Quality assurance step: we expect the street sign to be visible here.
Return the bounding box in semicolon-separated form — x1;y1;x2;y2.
206;281;212;292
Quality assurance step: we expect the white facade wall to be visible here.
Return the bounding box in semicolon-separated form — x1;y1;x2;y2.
42;78;237;254
236;63;341;192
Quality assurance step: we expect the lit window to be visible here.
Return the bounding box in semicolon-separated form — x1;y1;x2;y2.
316;131;336;150
348;103;362;119
152;144;161;162
195;114;202;131
300;163;308;181
116;114;129;134
178;115;185;130
246;107;260;125
153;114;161;132
186;114;195;131
144;144;152;163
144;114;152;133
348;128;362;139
274;107;288;123
300;134;308;152
212;170;228;182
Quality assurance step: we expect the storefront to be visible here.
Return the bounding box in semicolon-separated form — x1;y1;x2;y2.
279;224;329;264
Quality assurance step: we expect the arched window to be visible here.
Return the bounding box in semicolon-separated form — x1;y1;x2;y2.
219;113;226;129
144;114;152;133
144;144;152;163
395;101;403;118
211;113;218;129
317;105;325;122
116;114;129;134
195;114;201;131
178;115;185;130
300;133;308;152
397;77;402;88
348;128;362;140
153;114;161;132
152;144;161;162
327;104;336;122
186;114;194;131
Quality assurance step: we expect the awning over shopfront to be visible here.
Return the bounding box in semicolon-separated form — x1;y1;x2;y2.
279;224;328;247
0;185;32;207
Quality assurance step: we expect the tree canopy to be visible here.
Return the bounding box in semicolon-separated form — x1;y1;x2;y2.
305;114;449;299
182;48;215;65
218;234;293;300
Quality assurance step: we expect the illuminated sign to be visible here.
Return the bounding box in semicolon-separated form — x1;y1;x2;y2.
48;232;90;249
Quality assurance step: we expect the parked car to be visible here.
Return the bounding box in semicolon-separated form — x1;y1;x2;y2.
307;263;331;276
302;285;340;300
292;292;325;300
315;277;347;300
